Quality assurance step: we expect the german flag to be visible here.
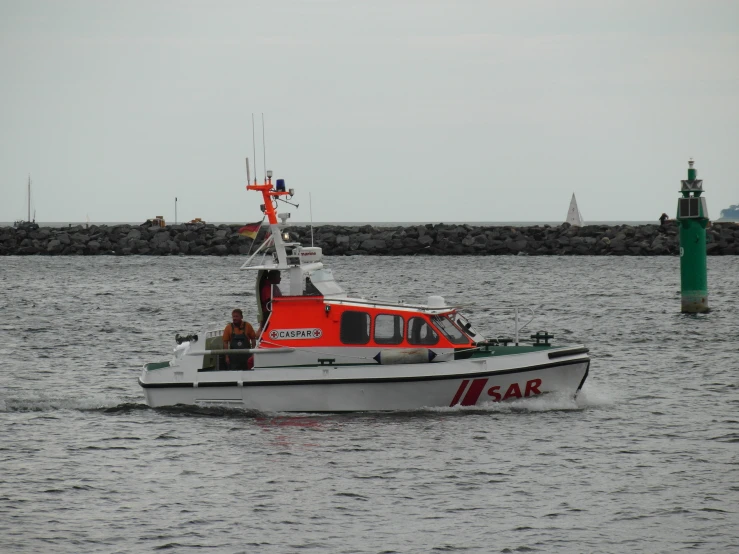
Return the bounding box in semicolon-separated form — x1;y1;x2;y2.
238;221;262;239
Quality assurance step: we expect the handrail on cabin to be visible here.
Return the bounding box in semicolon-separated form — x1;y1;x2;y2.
187;347;295;356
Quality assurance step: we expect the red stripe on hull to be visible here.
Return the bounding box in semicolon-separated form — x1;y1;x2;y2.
460;378;488;406
449;379;470;407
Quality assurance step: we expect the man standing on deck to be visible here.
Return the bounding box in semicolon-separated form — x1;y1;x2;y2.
222;309;256;370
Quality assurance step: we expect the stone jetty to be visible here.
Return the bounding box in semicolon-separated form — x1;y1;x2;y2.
2;221;738;256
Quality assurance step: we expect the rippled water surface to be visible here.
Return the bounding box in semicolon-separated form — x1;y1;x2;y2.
1;255;738;553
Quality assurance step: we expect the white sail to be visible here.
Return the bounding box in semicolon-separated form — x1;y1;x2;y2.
566;193;584;227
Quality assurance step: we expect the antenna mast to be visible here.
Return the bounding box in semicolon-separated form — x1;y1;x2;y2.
309;192;314;247
251;114;258;185
261;113;267;183
245;157;251;186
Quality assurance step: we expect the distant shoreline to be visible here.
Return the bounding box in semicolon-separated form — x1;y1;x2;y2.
1;220;657;228
2;221;738;256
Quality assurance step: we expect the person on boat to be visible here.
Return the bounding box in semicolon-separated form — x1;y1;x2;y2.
259;270;282;324
222;309;256;370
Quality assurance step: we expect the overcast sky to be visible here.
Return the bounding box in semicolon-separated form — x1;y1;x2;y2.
1;0;737;225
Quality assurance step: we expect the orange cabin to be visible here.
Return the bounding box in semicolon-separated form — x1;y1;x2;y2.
260;295;475;350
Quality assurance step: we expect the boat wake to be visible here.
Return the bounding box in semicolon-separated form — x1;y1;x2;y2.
0;393;265;418
412;388;607;415
0;393;143;414
151;404;265;418
0;386;610;416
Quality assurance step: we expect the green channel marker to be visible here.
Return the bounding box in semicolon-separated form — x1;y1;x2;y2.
676;158;709;313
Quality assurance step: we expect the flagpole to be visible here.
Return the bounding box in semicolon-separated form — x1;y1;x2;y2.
240;229;273;269
241;215;267;260
309;192;314;247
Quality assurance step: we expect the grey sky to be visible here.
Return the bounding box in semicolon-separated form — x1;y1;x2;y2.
1;0;737;224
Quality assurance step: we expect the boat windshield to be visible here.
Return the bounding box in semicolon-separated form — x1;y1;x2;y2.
453;313;480;339
431;315;470;345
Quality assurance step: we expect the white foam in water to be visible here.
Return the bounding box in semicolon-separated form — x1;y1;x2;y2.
423;386;610;414
502;391;583;411
496;386;614;412
574;384;614;408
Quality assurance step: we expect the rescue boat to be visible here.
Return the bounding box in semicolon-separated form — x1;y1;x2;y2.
139;171;590;412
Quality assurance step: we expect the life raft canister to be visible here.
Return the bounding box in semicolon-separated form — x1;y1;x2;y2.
373;348;437;365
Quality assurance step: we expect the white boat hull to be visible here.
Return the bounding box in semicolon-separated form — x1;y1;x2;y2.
140;347;589;412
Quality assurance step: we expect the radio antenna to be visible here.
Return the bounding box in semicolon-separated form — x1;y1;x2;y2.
251;114;258;185
245;157;251;186
261;113;267;183
309;192;314;247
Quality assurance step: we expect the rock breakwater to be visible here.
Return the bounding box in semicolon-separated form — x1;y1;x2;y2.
2;221;738;256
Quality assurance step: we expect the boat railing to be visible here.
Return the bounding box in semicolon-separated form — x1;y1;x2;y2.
477;306;537;346
329;297;458;311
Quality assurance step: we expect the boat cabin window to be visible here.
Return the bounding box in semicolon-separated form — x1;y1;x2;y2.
374;314;404;345
340;311;371;344
407;317;439;346
432;315;470;345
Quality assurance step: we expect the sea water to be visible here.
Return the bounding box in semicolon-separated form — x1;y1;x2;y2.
1;255;737;553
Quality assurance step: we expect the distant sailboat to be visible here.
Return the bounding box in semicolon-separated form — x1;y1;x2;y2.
565;193;584;227
13;175;34;227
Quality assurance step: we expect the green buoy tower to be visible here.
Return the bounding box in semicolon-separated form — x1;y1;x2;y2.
676;158;709;313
